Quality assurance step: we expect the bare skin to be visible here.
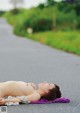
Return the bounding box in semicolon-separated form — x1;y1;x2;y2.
0;81;55;105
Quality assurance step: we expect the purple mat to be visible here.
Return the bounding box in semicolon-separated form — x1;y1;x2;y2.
30;97;70;104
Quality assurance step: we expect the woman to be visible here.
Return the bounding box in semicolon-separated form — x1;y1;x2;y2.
0;81;61;105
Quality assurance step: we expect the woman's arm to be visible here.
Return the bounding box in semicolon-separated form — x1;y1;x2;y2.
0;93;41;105
22;93;41;102
17;93;41;103
5;97;21;103
0;97;21;105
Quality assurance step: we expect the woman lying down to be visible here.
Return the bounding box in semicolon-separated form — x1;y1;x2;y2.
0;81;62;105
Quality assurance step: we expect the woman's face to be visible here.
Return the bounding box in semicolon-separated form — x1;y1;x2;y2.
38;81;55;93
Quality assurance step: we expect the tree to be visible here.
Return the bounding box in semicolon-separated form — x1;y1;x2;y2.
10;0;24;14
37;3;45;9
10;0;24;10
57;1;75;13
75;0;80;16
0;11;5;16
46;0;55;7
64;0;75;4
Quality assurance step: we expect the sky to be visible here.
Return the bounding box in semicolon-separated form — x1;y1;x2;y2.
0;0;61;11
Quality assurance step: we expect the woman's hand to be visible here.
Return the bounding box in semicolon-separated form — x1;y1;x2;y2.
0;98;6;105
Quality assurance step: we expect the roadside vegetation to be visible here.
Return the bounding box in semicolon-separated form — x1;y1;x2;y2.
4;0;80;55
0;11;5;17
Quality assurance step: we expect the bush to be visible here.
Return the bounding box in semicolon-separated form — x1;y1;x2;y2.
5;5;80;34
13;23;26;36
0;11;5;16
22;16;53;32
56;10;77;30
77;17;80;29
10;9;20;15
36;18;53;32
37;3;45;9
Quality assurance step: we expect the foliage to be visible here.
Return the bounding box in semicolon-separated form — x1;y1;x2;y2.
4;2;80;55
22;16;53;32
10;9;20;14
75;0;80;16
13;22;25;36
56;10;77;30
0;11;5;16
37;3;45;9
46;0;56;6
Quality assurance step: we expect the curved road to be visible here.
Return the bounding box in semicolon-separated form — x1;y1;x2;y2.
0;18;80;113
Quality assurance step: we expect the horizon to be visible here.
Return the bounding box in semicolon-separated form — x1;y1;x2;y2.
0;0;62;11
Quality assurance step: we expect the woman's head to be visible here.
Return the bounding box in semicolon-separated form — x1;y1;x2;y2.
38;82;62;101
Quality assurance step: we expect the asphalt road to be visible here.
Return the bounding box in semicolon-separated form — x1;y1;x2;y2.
0;18;80;113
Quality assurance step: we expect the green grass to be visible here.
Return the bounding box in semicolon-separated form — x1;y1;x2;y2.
25;31;80;55
4;9;80;56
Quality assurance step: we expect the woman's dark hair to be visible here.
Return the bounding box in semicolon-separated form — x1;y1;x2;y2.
40;84;62;101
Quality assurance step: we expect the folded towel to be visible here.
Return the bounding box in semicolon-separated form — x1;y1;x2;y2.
4;96;30;106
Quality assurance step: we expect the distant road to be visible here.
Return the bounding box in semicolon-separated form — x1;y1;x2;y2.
0;18;80;113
